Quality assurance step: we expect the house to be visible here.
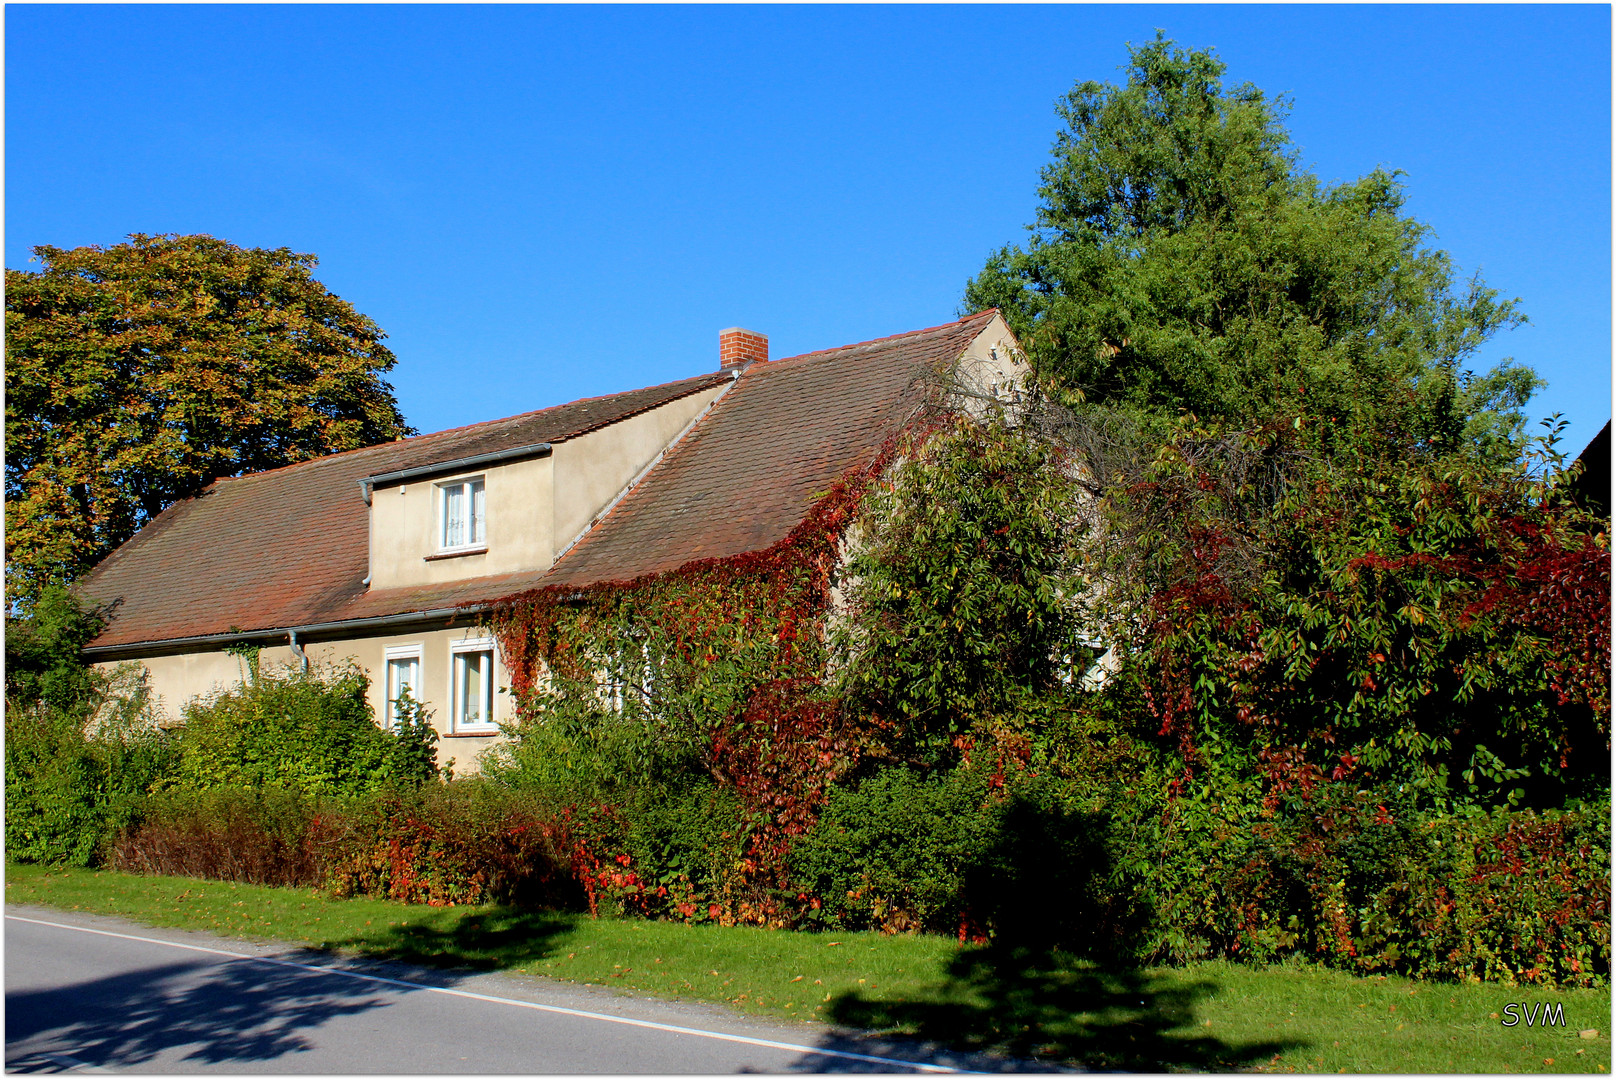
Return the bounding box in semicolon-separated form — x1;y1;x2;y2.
79;310;1026;763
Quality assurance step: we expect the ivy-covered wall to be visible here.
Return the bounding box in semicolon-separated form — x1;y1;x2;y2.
471;395;1608;985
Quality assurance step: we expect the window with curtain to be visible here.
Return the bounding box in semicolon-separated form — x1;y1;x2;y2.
384;651;421;729
439;477;486;550
453;644;496;730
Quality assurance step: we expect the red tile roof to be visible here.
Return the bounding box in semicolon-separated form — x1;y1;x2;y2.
82;311;1001;652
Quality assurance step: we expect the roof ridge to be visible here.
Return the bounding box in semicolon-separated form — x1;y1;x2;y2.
767;308;999;367
218;370;731;484
192;316;993;487
401;369;728;444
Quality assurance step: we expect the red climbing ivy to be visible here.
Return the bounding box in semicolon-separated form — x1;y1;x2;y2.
481;436;899;923
1100;414;1610;810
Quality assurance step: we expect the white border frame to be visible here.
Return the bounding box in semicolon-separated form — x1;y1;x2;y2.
436;474;487;553
449;636;499;733
382;644;423;730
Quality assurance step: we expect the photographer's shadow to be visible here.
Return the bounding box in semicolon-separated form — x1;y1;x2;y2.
825;796;1307;1070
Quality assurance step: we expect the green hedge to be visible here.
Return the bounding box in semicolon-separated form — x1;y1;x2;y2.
789;763;1609;987
171;665;436;796
89;748;1613;988
4;686;177;867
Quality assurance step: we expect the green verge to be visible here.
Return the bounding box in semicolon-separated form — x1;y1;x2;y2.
6;864;1609;1074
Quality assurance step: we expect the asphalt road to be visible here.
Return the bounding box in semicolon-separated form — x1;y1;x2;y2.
5;906;1045;1074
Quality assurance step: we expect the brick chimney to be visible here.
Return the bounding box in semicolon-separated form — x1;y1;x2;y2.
719;327;767;370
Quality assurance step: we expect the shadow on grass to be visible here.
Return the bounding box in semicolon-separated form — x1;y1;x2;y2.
322;907;583;972
810;789;1308;1069
827;944;1307;1071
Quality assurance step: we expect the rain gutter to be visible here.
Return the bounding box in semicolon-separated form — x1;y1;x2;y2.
83;605;490;662
356;443;552;505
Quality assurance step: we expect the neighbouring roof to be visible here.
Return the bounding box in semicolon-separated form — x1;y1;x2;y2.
81;310;1001;652
1570;419;1611;518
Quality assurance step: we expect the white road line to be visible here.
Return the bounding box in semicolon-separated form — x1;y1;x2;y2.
7;915;974;1074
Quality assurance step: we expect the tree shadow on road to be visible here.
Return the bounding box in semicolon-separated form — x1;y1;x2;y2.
6;955;415;1069
5;909;578;1072
818;943;1306;1071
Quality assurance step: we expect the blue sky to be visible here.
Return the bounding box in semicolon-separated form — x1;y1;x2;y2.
7;5;1611;454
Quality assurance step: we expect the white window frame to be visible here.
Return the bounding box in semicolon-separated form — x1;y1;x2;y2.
450;637;499;733
437;474;487;552
383;644;423;730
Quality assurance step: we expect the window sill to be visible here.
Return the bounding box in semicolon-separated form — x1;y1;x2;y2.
445;729;499;738
425;546;488;562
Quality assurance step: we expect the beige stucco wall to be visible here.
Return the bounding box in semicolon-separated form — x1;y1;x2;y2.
955;313;1031;411
101;647;287;725
369;453;556;590
551;381;729;552
95;625;512;775
368;381;728;592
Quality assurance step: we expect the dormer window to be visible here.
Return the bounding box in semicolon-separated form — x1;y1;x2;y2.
439;476;485;551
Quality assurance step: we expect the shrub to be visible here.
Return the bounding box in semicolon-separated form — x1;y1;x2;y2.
325;781;582;908
609;780;749;922
5;669;177;866
789;766;995;935
788;764;1120;947
1086;775;1610;986
1347;804;1610;986
112;785;339;887
170;663;435;796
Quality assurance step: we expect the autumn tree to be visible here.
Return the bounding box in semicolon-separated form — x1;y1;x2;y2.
964;35;1540;459
5;234;413;609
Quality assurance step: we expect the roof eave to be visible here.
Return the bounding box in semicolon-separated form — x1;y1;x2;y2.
356;442;553;505
83;605;491;662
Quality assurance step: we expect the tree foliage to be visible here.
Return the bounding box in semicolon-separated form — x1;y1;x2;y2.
5;233;413;608
963;35;1539;455
835;415;1085;764
1080;411;1610;812
5;584;109;713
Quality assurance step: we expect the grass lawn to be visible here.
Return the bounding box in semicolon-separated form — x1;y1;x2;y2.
6;863;1609;1073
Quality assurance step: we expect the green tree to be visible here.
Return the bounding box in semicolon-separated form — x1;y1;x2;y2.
964;35;1539;456
4;584;108;713
836;414;1083;766
5;233;413;609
